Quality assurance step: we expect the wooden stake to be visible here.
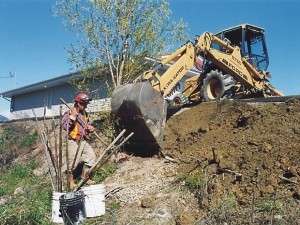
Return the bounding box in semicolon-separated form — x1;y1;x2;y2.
65;112;70;192
74;129;132;191
58;106;63;192
32;108;56;191
278;176;297;184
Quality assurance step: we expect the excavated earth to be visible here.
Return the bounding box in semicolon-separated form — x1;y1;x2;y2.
103;99;300;224
1;99;300;224
163;99;300;223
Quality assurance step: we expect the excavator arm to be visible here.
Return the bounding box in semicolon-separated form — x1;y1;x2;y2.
140;42;196;96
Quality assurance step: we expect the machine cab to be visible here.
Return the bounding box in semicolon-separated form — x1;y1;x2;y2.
215;24;269;71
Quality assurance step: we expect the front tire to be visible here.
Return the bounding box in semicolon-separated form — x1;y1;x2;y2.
170;93;188;106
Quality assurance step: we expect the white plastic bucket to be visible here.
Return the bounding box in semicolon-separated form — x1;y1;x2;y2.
81;184;106;217
52;192;64;223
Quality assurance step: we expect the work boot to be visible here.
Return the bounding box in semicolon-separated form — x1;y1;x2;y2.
82;169;95;185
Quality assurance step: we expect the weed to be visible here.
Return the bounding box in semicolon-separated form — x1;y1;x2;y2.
109;202;121;211
0;127;15;153
185;174;205;191
0;188;5;196
18;129;38;148
101;111;117;139
178;172;208;209
220;192;237;213
93;163;117;183
257;200;282;214
0;126;18;171
22;189;52;224
1;123;38;155
178;172;205;192
11;165;32;178
0;188;52;225
213;192;238;223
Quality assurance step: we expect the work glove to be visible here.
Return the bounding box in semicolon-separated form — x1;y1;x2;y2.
69;107;78;120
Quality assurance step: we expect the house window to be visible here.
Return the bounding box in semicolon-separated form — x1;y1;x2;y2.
46;92;53;109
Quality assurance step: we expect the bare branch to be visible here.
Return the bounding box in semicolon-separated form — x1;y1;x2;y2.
278;176;298;184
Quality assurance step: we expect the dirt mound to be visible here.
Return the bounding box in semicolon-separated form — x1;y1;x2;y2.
163;99;300;219
103;99;300;224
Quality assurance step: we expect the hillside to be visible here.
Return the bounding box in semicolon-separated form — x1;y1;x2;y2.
1;99;300;224
103;99;300;224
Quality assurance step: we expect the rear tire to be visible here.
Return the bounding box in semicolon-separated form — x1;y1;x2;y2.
201;70;235;102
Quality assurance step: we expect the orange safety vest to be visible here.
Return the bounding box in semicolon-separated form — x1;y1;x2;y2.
69;111;89;140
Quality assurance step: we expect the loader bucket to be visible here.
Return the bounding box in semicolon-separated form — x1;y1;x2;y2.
111;81;167;155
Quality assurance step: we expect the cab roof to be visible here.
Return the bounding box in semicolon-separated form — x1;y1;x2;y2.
217;23;265;34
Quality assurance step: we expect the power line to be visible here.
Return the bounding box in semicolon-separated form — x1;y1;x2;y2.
0;72;15;78
0;72;17;88
0;75;13;78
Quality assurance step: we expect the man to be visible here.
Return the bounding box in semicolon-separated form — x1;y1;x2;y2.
62;93;96;189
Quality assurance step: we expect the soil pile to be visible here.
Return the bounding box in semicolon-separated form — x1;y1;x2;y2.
163;99;300;222
104;99;300;224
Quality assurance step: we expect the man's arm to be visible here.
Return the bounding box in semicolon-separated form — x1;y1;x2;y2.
62;110;76;131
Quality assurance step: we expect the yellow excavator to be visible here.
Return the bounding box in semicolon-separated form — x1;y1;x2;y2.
111;24;282;152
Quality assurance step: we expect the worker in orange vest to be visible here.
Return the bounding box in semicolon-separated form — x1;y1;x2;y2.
62;93;96;189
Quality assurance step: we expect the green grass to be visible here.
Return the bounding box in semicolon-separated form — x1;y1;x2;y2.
109;202;121;211
1;163;38;194
0;188;5;197
257;201;282;214
0;163;52;225
0;122;119;225
179;172;205;192
218;192;237;213
0;127;15;153
93;163;117;183
18;129;38;148
0;127;37;153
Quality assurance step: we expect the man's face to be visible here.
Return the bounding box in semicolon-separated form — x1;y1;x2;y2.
78;101;88;110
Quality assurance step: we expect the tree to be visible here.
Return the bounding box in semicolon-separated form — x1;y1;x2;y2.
54;0;188;94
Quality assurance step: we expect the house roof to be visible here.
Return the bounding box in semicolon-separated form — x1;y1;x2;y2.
0;72;81;98
0;56;202;99
0;115;8;121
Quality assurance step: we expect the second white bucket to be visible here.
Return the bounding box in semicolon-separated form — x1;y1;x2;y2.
81;184;106;217
51;192;64;223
